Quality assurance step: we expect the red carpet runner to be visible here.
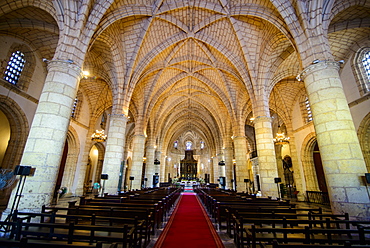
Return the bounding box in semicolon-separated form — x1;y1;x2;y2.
153;193;225;248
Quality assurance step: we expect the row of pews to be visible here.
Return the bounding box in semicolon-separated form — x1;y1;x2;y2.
0;187;182;248
195;188;370;248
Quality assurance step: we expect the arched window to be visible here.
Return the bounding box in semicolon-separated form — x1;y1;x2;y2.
361;50;370;92
3;51;26;85
200;141;205;149
71;97;79;118
304;97;313;123
300;95;313;124
2;43;36;91
353;47;370;95
186;141;192;150
71;91;83;120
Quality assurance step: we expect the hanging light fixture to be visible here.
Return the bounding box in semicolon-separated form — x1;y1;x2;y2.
92;84;109;142
272;88;290;145
91;129;107;142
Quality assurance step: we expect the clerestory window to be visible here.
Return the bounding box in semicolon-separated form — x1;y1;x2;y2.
3;51;26;85
71;97;79;118
304;97;313;123
361;50;370;92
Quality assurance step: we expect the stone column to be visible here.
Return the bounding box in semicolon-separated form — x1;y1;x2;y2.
154;150;161;187
224;147;234;190
145;146;156;188
130;134;146;190
101;114;128;194
212;157;219;183
5;60;81;212
160;153;166;183
233;136;249;192
254;116;279;198
300;61;369;219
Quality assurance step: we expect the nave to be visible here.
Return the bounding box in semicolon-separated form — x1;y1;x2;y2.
2;186;369;248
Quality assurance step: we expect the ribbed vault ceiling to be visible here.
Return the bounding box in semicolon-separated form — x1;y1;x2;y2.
0;0;369;155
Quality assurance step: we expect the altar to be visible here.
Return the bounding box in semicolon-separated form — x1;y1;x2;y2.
180;150;198;180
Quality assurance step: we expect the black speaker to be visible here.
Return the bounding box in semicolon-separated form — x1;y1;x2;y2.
244;179;250;183
101;174;108;180
144;178;148;181
365;173;370;184
153;175;159;184
274;177;281;183
129;176;134;180
14;165;31;176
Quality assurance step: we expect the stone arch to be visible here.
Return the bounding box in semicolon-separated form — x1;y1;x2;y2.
0;95;29;169
93;142;106;184
0;95;29;209
60;127;80;196
358;112;370;172
301;133;320;192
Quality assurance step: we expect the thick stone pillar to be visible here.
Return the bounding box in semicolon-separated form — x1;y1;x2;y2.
145;146;156;188
254;116;279;198
5;60;81;212
212;157;219;183
233;136;249;192
101;114;128;194
224;147;234;190
160;153;166;182
301;61;369;219
154;151;161;172
130;134;146;190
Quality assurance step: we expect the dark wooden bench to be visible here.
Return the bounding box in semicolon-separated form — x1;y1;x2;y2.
238;224;370;248
0;237;118;248
272;240;370;248
8;220;143;248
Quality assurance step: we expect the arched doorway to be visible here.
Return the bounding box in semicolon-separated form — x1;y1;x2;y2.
85;143;105;194
313;142;328;192
358;112;370;172
0;96;29;210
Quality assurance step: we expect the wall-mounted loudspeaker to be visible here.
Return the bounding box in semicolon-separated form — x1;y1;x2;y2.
101;174;108;180
244;179;250;183
129;176;134;180
274;177;281;183
14;165;31;176
365;173;370;184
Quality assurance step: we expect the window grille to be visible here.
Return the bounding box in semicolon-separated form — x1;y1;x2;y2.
3;51;26;85
305;97;313;122
361;50;370;92
71;97;78;118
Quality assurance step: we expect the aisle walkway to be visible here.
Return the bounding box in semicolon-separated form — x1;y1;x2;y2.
153;193;225;248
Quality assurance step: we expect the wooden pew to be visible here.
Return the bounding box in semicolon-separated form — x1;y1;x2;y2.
12;210;152;247
238;224;370;248
272;240;370;248
0;237;117;248
9;220;143;248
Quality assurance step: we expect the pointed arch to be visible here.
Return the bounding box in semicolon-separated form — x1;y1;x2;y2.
301;133;320;192
358;112;370;172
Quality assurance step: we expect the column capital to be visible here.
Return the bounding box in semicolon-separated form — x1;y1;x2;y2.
108;113;129;121
232;136;246;139
47;59;82;76
254;116;272;123
223;146;234;150
299;61;340;81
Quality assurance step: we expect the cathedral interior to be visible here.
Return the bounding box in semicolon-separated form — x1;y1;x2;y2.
0;0;369;220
